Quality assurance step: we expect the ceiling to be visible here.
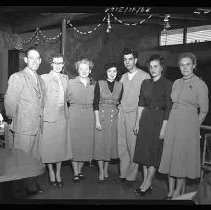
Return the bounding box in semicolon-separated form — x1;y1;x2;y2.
1;6;211;33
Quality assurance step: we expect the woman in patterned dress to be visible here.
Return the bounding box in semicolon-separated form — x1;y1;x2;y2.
93;63;122;182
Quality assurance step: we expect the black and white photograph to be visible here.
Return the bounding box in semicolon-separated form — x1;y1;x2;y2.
0;3;211;205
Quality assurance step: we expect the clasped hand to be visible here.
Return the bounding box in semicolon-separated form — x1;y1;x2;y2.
96;121;102;131
133;124;139;135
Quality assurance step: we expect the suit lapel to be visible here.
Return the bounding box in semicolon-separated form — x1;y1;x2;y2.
24;68;40;93
60;75;67;90
37;75;44;96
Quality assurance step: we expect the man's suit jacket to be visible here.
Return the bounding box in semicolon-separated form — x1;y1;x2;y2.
4;68;45;135
41;71;68;122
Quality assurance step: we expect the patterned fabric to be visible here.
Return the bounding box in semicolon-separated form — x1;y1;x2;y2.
93;80;122;161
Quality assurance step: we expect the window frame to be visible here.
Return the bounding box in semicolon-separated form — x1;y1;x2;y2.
159;24;211;47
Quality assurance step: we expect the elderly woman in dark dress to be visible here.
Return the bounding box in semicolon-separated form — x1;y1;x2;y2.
93;63;122;182
159;52;209;199
133;55;173;197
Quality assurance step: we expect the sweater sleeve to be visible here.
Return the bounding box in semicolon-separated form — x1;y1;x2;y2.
164;80;173;120
138;80;147;107
93;81;100;110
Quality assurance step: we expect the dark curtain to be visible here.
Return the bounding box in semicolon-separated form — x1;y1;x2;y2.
8;49;20;79
64;23;159;80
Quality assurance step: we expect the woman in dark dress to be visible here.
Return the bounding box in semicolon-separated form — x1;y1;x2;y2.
133;55;173;196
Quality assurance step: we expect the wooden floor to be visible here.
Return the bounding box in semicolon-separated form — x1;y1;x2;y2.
0;161;198;204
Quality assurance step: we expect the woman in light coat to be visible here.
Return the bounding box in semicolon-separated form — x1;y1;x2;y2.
40;54;72;187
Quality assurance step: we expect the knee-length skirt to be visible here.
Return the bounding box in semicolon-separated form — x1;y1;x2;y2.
133;108;164;168
67;106;94;162
40;107;72;163
158;109;201;179
93;107;118;161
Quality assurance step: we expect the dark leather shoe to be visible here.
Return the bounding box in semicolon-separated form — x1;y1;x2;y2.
72;175;80;183
78;173;86;181
49;181;57;187
104;176;109;181
56;181;63;188
37;188;45;194
162;195;172;200
26;189;44;197
134;186;152;197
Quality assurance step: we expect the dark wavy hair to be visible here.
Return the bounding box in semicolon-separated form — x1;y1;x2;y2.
147;54;166;75
49;53;66;65
123;48;138;59
102;62;121;81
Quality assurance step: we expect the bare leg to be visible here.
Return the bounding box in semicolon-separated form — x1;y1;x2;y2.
172;177;185;198
47;163;55;182
141;166;156;191
55;162;62;182
72;161;79;176
104;161;109;178
139;165;148;189
98;160;104;180
181;180;186;194
167;176;175;197
78;161;84;174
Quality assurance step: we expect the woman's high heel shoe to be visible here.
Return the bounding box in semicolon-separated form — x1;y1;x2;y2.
72;175;80;183
49;180;57;187
78;173;86;181
163;195;172;200
56;181;64;188
134;186;153;197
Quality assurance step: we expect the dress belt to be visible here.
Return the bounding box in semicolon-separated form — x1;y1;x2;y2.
146;106;164;111
69;104;93;109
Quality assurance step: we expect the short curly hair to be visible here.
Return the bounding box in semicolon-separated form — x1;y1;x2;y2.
178;52;197;66
147;54;164;66
102;62;120;80
74;58;94;71
147;54;166;75
123;48;138;59
49;53;64;64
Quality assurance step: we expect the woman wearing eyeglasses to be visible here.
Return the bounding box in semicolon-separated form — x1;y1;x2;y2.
159;52;209;199
40;54;72;188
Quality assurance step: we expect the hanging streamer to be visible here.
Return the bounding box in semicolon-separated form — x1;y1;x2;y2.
66;16;107;35
15;10;153;44
15;28;62;46
110;13;152;26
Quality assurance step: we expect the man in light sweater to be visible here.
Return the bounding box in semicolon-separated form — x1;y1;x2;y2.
116;48;150;188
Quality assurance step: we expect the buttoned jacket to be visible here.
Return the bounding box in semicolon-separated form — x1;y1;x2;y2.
41;71;68;122
4;68;45;135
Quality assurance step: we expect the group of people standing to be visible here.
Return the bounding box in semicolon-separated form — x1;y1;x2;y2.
4;46;209;200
